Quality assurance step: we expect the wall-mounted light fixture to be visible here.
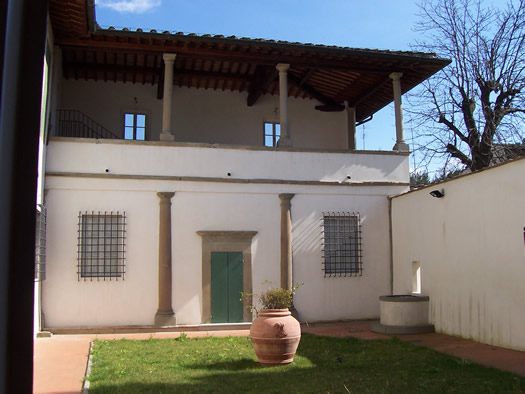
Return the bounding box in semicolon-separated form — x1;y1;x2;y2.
429;189;445;198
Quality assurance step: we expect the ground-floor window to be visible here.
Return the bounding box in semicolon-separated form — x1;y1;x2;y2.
77;211;126;281
322;212;362;277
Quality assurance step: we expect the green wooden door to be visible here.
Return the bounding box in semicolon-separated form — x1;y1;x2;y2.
211;252;243;323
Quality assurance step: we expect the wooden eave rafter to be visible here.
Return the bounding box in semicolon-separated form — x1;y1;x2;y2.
346;75;392;107
247;66;278;106
54;25;450;122
49;0;95;39
58;39;439;74
63;62;251;82
288;74;344;110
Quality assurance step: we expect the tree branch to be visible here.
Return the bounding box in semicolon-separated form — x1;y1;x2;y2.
446;143;472;167
438;113;469;144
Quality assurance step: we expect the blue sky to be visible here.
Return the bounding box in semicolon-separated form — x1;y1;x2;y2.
95;0;425;163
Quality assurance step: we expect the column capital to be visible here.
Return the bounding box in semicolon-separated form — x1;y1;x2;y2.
279;193;295;202
276;63;290;72
163;53;177;64
157;191;175;200
389;72;403;81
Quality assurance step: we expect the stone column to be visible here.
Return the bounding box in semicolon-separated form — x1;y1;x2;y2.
346;103;356;150
279;193;295;290
160;53;176;141
390;72;409;151
276;63;292;147
154;191;176;326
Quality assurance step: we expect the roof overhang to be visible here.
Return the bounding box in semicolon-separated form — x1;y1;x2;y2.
48;1;450;122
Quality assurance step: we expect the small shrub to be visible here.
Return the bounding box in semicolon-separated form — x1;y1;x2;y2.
242;281;302;314
176;332;188;342
259;287;293;309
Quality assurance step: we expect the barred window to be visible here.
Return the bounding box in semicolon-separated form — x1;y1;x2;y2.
35;205;47;282
322;212;362;277
77;211;126;281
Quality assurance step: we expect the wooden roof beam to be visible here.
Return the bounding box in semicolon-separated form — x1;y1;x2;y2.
58;40;420;73
288;74;344;110
297;69;313;86
346;75;391;107
63;62;252;81
247;65;278;106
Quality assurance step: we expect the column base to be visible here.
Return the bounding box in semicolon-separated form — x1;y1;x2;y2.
154;311;176;327
159;132;175;141
277;138;292;148
393;141;410;152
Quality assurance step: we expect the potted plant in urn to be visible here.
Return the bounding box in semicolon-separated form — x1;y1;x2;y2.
242;282;302;365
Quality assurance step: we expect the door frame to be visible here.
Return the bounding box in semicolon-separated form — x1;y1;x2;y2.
197;231;257;323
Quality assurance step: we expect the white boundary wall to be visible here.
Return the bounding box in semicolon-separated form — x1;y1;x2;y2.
391;158;525;351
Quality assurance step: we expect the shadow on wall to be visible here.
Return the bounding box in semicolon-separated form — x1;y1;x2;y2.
293;211;323;256
292;209;368;261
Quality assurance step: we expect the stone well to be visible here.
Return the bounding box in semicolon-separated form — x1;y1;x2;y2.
370;295;434;334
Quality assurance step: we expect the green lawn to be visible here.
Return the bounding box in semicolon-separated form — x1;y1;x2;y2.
87;334;524;393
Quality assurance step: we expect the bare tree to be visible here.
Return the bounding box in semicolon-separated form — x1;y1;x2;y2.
408;0;525;173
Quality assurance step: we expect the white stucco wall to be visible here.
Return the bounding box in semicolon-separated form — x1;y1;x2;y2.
57;79;348;149
46;139;409;183
292;190;395;322
44;177;403;327
391;158;525;351
43;141;408;327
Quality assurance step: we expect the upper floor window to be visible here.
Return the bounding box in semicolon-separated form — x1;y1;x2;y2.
124;113;146;140
264;122;280;147
322;212;362;277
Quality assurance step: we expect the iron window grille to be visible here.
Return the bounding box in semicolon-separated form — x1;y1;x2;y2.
35;204;47;282
322;212;362;277
77;211;126;281
264;122;280;147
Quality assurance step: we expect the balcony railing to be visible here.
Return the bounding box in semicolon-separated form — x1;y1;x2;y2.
55;110;119;139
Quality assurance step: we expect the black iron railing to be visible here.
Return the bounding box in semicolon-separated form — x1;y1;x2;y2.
321;212;362;277
35;204;46;282
56;110;119;139
77;211;126;281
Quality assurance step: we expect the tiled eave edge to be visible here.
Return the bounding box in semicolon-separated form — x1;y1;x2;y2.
46;172;409;187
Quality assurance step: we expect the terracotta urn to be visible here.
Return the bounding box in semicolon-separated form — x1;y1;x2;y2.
249;309;301;365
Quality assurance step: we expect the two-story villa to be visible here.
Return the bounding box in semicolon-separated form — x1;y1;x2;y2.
38;0;449;330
